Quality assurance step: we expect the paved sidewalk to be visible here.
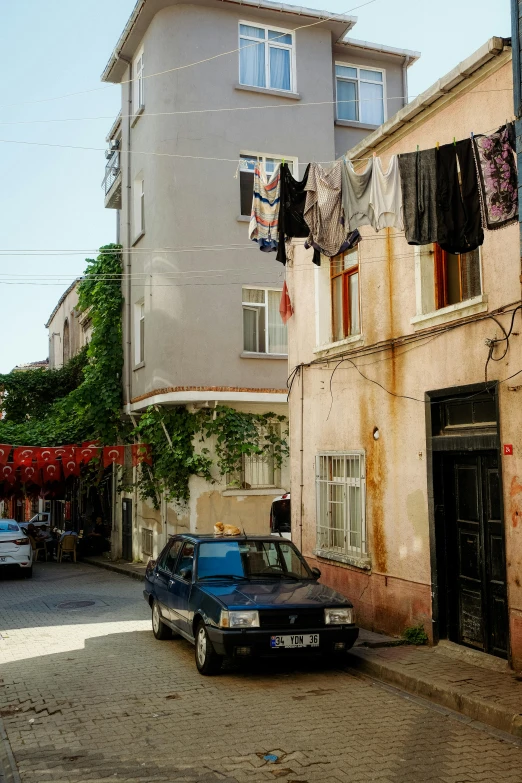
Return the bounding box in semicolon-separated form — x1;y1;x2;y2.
349;634;522;738
82;555;147;581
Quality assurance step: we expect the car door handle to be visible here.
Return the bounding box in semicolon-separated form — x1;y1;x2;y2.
168;579;174;587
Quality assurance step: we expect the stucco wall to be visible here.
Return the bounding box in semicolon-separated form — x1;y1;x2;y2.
287;60;522;665
47;284;90;369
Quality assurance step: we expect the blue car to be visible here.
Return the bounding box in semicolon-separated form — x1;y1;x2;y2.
144;534;359;675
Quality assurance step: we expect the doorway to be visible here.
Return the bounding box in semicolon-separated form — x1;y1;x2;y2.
122;499;133;562
430;385;509;659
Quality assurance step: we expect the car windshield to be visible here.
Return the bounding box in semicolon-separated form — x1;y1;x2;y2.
0;521;19;533
196;540;312;581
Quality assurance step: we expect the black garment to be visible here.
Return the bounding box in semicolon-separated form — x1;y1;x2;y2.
436;139;484;255
276;163;320;266
398;149;444;246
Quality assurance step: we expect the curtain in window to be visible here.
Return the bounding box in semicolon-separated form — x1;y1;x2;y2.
240;36;265;87
268;290;288;353
269;46;290;91
360;82;384;125
243;307;258;352
337;80;357;121
460;250;481;300
349;272;360;335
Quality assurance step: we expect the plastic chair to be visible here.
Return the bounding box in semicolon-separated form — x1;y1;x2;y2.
58;535;77;563
31;536;48;562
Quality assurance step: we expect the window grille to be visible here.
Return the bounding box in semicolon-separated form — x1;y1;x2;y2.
316;453;366;558
142;528;153;557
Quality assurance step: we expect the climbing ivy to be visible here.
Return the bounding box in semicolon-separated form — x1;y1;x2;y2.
0;244;124;446
0;242;289;504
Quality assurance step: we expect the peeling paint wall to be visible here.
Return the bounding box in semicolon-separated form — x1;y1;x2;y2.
287;59;522;661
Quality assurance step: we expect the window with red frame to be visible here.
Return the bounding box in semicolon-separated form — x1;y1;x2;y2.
330;248;360;341
433;245;481;310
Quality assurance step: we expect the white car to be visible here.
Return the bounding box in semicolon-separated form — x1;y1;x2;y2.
0;519;33;578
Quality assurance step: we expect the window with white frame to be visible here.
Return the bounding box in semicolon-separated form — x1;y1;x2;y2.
134;301;145;365
415;244;482;316
239;23;294;92
242;287;288;355
335;64;385;125
239;153;297;216
133;48;144;113
230;424;282;489
316;453;366;558
133;175;145;238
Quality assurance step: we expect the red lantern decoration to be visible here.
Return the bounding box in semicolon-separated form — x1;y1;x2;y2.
0;445;12;466
13;447;37;467
132;443;153;467
103;446;125;467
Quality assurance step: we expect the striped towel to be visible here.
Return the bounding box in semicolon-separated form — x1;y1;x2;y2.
249;165;281;251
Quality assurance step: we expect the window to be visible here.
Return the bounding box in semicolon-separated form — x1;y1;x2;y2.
134;301;145;365
133;48;144;112
330;248;360;342
234;424;282;489
415;244;482;316
434;245;481;310
175;542;195;576
239;153;296;216
316;453;366;558
133;175;145;238
62;319;70;365
239;23;294;92
242;287;287;354
335;64;385;125
157;538;181;572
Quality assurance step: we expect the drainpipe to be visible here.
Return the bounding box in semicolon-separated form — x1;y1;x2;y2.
121;56;133;414
299;365;304;552
401;55;411;110
511;3;522;300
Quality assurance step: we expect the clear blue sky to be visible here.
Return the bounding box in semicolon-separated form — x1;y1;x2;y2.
0;0;511;373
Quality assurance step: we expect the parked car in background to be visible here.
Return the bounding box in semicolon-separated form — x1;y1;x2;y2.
144;534;358;675
0;520;33;578
270;493;291;539
27;512;52;528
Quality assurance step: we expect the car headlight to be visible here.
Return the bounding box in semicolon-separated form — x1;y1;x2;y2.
220;610;260;629
324;607;353;625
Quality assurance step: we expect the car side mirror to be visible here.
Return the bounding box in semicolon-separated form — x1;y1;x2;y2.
311;567;321;579
180;567;192;581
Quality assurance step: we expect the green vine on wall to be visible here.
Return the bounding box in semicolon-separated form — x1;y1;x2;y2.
0;242;289;504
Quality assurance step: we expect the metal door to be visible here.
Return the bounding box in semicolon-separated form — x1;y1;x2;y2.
443;452;508;657
121;499;133;562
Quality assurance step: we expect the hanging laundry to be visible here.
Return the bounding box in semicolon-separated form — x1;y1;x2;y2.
276;163;320;266
304;162;360;257
436;139;484;255
472;124;518;230
369;155;404;231
341;157;374;231
279;281;294;324
249;164;280;252
398;149;442;245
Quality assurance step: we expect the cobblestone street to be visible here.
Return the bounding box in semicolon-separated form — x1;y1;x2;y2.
0;563;521;783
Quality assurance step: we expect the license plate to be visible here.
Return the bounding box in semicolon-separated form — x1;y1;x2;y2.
270;634;319;649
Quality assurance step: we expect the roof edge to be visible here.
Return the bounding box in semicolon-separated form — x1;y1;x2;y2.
101;0;357;83
346;36;509;162
338;37;420;65
45;279;81;329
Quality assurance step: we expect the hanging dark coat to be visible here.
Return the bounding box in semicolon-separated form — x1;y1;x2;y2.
436;139;484;255
276;163;320;266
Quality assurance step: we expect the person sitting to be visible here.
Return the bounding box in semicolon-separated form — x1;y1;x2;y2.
37;524;57;557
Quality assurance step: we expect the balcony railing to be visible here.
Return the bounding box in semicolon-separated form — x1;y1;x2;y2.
102;149;120;196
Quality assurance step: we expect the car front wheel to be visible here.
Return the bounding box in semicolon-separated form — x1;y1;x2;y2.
195;621;222;675
152;600;172;640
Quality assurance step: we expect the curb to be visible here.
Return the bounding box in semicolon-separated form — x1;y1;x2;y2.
347;648;522;739
0;718;21;783
82;558;146;582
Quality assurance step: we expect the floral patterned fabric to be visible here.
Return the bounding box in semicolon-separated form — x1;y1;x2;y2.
472;124;518;230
